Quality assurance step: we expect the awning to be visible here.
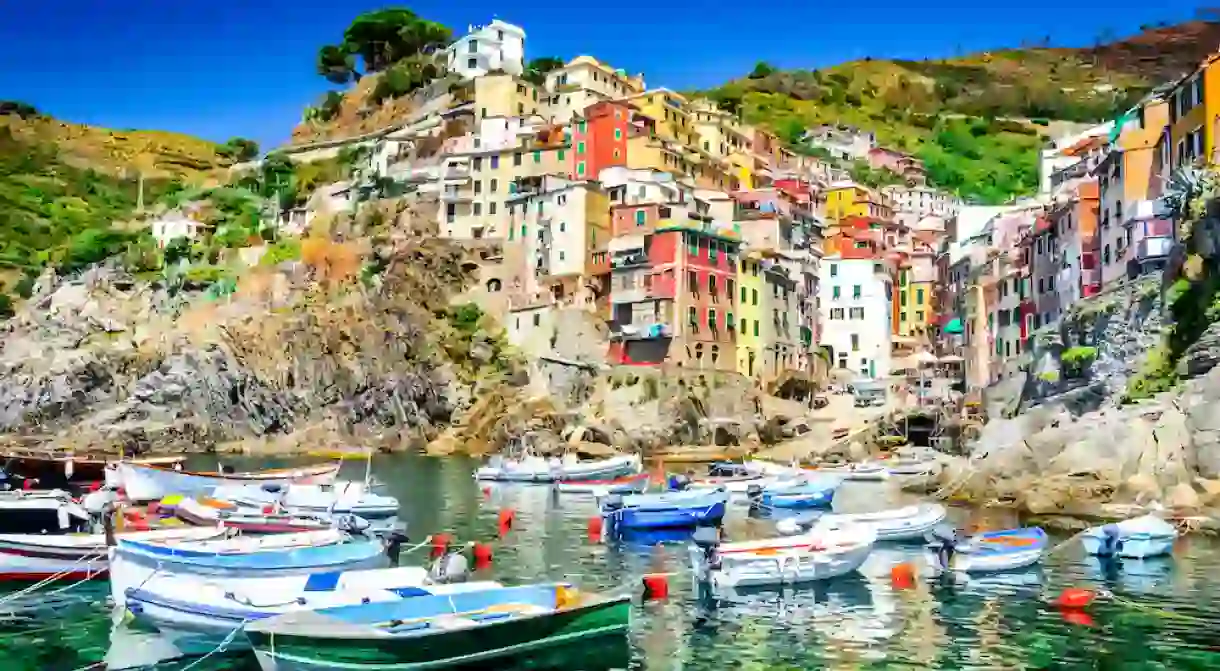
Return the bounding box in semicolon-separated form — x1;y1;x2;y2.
943;318;964;334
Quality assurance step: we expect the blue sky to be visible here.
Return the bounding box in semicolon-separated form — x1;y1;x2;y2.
0;0;1202;149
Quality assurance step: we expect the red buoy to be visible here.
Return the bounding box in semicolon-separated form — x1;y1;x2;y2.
890;562;916;590
1059;608;1095;627
262;505;275;515
481;486;492;497
497;508;515;536
642;574;669;600
1056;588;1096;610
472;542;494;566
430;533;452;559
587;516;604;541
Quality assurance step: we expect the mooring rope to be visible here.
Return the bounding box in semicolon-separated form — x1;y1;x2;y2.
0;553;104;606
175;618;251;671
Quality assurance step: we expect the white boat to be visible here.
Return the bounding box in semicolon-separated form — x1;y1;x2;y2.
554;472;650;495
118;462;341;502
175;496;334;533
690;523;875;591
474;453;640;483
885;458;939;476
209;481;400;519
109;529;356;606
924;527;1049;575
123;565;502;634
776;503;948;541
1080;515;1179;558
807;462;890;481
0;525;226;582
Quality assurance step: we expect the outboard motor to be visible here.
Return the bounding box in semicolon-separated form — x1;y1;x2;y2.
220;464;236;475
668;474;691;492
924;523;960;577
260;483;284;495
429;544;471;584
1099;524;1122;557
380;522;410;566
691;526;722;583
746;484;764;511
336;514;371;536
601;494;624;539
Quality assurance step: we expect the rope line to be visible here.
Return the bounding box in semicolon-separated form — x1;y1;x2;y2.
0;552;105;607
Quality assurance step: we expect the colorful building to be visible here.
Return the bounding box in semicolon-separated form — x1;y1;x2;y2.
736;253;765;377
1167;53;1219;169
824;182;894;222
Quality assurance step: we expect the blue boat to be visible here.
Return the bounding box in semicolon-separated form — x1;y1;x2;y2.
756;477;839;510
602;489;728;531
1080;515;1178;559
925;526;1049;575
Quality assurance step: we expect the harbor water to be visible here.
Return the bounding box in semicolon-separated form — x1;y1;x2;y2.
4;453;1220;670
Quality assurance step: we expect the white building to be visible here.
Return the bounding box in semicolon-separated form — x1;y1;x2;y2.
445;20;526;80
506;175;608;294
150;212;201;248
800;125;875;161
818;256;892;380
881;185;961;227
543;56;645;122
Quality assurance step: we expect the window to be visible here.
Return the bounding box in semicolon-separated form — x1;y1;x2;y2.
577;141;586;154
489;203;496;215
688;234;698;256
849;307;864;319
577;121;586;133
688;306;697;325
559;222;566;232
727;279;735;301
753;321;759;337
520;225;526;238
707;308;717;329
829;263;838;278
446;203;456;223
830;307;845;319
468;40;478;54
900;271;907;286
832;286;841;299
533;151;541;164
740;286;747;303
557;149;565;161
576;161;586;175
491;156;499;169
900;292;908;306
916;310;924;321
468;58;477;69
513;152;522;167
490;179;498;192
614;128;622;140
473;203;482;215
474;181;482;194
708;241;717;261
559;251;566;261
752;288;758;305
687;270;697;292
473;157;482;170
852;285;861;299
916;288;924;304
851;334;859;351
635;210;646;226
708;275;717;295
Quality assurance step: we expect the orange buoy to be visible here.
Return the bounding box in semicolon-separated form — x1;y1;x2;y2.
890;562;916;590
587;516;604;541
642;574;669;600
498;508;515;534
472;542;494;566
430;533;452;559
1059;608;1095;627
1056;588;1096;610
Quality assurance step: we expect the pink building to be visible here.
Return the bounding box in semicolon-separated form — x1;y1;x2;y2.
867;148;927;185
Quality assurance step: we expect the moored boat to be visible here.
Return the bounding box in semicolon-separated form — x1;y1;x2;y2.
924;526;1049;575
602;488;728;531
755;478;840;510
244;583;631;671
118;462;341;502
0;525;226;582
175;496;334;534
805;462;889;481
209;481;400;520
776;503;948;541
475;453;640;483
555;472;650;495
689;523;876;591
125;565;503;634
1081;515;1178;558
109;529;391;607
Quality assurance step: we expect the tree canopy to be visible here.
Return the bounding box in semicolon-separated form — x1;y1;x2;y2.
217;137;260;162
317;8;452;83
523;56;565;85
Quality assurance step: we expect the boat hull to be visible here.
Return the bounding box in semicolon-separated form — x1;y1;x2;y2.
555;474;649;495
246;597;631;671
1080;533;1176;559
119;463;340;502
475;456;639;483
810;504;948;542
0;550;108;581
612;501;726;530
925;527;1049;574
760;488;834;510
697;544;873;590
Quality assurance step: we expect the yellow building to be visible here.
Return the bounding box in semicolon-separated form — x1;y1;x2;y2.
824;182;894;221
688;99;756;188
896;268;933;337
736;253;765;377
1167;53;1220;168
451;73;544;119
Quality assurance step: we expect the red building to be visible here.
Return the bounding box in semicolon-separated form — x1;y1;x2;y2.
605;204;741;371
569;101;657;181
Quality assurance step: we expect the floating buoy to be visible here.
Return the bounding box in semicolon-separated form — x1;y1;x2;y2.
472;542;494;566
430;533;452;559
1056;587;1096;610
1059;608;1095;627
498;508;515;535
587;516;604;541
481;486;492;497
642;574;669;600
890;562;916;590
262;505;275;515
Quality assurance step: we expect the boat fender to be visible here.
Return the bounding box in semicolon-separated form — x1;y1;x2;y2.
337;514;371;536
429;549;470;584
1100;524;1121;556
925;524;959;573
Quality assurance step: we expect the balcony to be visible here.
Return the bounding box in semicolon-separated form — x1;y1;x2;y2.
1125;199;1172;225
441;188;472;202
610;250;649;269
1135;236;1172;261
610;322;673;341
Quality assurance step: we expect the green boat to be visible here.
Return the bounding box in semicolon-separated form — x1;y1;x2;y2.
244;583;631;670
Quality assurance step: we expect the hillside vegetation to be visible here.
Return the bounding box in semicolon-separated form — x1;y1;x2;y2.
703;20;1220;204
0;105;238;309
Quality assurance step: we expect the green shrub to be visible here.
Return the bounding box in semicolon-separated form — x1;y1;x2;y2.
260;239;302;267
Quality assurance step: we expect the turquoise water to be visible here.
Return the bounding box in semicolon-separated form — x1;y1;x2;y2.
4;454;1220;670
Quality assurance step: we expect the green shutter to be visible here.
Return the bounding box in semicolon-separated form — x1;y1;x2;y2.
558;149;565;160
753;320;759;337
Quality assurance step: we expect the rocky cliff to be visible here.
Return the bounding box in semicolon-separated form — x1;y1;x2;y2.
952;170;1220;519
